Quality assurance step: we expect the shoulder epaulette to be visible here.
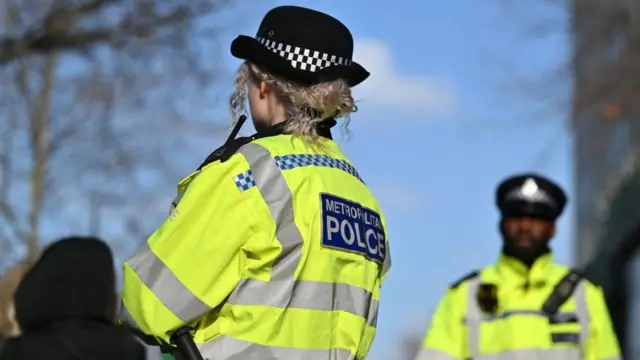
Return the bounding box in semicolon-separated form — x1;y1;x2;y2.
198;136;254;170
449;270;480;289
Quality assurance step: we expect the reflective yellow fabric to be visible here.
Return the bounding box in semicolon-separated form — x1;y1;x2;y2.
416;253;620;360
121;134;390;360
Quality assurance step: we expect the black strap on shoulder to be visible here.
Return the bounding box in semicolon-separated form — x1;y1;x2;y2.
197;136;254;169
197;117;337;170
198;115;250;170
449;270;480;289
542;268;584;315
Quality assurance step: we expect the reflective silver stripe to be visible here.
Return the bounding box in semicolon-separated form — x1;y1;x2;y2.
414;348;459;360
124;142;379;357
476;310;578;323
464;277;590;359
198;335;355;360
573;279;589;352
382;240;391;278
229;142;379;320
125;242;212;324
124;241;376;329
475;347;580;360
237;143;302;282
465;275;483;359
367;297;380;327
228;279;376;320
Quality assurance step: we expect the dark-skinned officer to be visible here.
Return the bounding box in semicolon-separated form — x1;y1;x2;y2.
414;173;621;360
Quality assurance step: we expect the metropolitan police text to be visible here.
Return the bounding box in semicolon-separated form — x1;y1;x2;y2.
321;194;386;264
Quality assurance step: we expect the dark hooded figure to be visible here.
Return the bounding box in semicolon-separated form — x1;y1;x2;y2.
0;236;146;360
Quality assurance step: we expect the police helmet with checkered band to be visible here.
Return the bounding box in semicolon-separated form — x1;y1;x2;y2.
230;6;370;87
496;173;567;221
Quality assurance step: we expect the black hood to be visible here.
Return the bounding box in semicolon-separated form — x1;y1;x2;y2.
13;236;117;332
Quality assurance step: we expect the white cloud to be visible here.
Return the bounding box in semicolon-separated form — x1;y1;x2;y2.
352;39;454;112
371;183;426;213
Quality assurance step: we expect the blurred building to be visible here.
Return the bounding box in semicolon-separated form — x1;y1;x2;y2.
571;0;640;357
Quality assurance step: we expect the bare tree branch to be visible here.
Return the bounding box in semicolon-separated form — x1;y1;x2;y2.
0;0;241;267
491;0;640;256
491;0;638;136
26;53;58;260
0;0;233;64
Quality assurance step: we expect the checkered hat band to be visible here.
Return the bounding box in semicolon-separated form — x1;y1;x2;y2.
256;37;351;72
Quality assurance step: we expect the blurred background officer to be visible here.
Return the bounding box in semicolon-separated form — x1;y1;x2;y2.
120;5;391;360
414;173;620;360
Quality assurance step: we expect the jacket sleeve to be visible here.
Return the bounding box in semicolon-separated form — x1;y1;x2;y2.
120;159;257;343
415;287;466;360
586;285;621;360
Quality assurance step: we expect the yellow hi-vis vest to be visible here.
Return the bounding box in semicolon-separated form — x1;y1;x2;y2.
415;253;621;360
120;131;391;360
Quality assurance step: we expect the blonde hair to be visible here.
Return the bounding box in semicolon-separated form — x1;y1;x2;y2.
0;258;37;339
229;62;357;141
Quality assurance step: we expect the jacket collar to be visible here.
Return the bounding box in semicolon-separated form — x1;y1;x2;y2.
495;252;554;287
197;118;336;170
254;118;335;140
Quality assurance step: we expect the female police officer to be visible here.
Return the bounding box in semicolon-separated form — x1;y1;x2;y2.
120;6;391;360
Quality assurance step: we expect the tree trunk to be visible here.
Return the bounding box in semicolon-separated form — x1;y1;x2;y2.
27;54;58;260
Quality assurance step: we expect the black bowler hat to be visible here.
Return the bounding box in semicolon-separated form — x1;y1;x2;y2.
496;173;568;221
230;6;370;87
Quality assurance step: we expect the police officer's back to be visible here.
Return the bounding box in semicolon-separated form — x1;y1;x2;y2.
415;173;620;360
120;6;391;360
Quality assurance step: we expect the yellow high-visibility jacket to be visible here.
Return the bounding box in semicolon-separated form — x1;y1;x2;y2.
120;127;391;360
416;253;620;360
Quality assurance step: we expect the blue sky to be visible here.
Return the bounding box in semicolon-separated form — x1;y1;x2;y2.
214;1;575;358
26;0;574;358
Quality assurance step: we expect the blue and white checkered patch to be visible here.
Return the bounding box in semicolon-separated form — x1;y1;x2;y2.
234;170;256;192
274;154;364;183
